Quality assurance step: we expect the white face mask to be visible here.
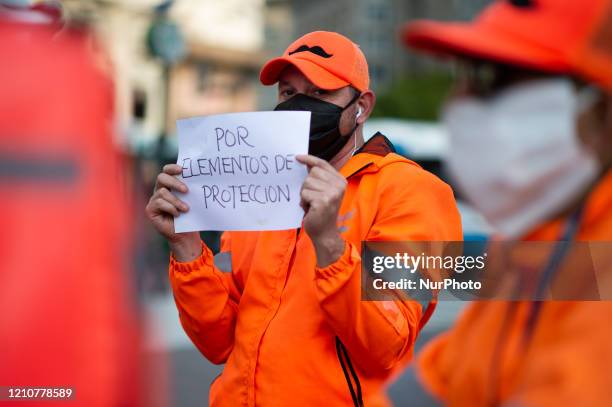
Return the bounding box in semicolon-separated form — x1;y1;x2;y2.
443;78;600;238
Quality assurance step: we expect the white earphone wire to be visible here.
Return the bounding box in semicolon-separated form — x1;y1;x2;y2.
351;107;362;156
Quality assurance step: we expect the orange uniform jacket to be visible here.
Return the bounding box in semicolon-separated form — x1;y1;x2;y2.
169;134;463;406
417;170;612;407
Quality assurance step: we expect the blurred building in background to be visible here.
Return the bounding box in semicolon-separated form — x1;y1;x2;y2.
290;0;490;91
62;0;267;156
168;0;265;137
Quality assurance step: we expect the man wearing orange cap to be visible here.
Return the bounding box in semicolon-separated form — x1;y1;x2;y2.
402;0;612;405
146;31;462;406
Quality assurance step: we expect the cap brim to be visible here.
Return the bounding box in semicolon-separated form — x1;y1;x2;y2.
402;20;571;73
260;56;350;90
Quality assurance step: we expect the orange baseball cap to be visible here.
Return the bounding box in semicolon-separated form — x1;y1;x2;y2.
260;31;370;92
403;0;612;90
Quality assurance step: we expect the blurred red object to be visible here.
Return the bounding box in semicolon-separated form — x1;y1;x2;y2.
0;15;142;406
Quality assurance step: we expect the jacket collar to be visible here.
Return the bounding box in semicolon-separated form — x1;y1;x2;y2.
355;132;396;156
339;132;420;179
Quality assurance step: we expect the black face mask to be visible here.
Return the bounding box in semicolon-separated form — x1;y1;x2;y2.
274;93;360;161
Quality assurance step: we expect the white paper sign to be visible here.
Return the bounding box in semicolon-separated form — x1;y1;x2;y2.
174;111;310;232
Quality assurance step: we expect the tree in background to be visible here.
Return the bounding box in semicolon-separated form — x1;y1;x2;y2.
371;71;452;121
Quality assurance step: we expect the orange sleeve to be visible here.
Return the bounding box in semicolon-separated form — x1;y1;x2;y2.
314;165;463;374
169;233;242;364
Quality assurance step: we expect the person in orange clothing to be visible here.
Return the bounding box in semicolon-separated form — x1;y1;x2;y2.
0;4;143;406
146;31;462;406
402;0;612;405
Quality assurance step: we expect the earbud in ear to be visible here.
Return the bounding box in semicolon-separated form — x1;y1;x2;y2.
356;107;363;119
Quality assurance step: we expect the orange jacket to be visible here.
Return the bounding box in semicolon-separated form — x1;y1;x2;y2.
169;134;462;407
416;170;612;407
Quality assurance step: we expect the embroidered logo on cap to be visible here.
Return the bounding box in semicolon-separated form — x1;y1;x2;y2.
509;0;535;8
288;45;334;59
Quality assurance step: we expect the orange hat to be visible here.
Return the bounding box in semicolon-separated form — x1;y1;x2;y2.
403;0;612;90
260;31;369;92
